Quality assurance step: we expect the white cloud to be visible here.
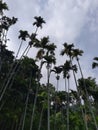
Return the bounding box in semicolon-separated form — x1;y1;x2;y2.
4;0;98;89
6;0;98;44
38;0;98;43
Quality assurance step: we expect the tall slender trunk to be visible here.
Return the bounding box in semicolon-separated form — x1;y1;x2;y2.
18;113;24;130
0;44;2;72
11;120;16;130
21;92;29;130
38;105;44;130
47;63;50;130
30;86;39;130
54;76;59;130
16;40;23;59
67;77;70;130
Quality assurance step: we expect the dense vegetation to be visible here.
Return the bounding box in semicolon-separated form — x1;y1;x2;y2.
0;1;98;130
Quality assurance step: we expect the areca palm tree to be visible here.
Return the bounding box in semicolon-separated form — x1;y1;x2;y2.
61;60;71;130
29;37;51;130
51;66;62;130
33;16;46;32
42;43;56;130
61;43;74;108
31;49;56;130
51;66;62;90
16;30;29;58
35;37;56;89
30;36;56;130
17;16;46;59
45;56;56;130
60;43;88;130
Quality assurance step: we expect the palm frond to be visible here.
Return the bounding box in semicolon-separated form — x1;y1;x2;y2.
51;66;62;74
93;57;98;61
18;30;29;41
92;62;98;69
72;64;78;73
43;55;56;64
46;43;56;51
36;49;45;59
61;43;74;57
40;36;49;47
60;49;65;56
33;16;46;28
54;66;62;74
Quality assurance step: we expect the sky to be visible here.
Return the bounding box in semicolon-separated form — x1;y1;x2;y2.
4;0;98;90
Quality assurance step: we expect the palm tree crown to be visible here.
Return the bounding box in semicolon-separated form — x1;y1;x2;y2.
33;16;46;28
72;49;83;60
18;30;29;41
0;1;8;14
60;43;74;58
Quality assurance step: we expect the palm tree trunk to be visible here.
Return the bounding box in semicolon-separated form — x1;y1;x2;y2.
16;40;23;58
38;105;44;130
35;27;38;34
11;120;16;130
21;92;29;130
18;114;24;130
67;77;70;130
0;44;2;72
54;76;59;130
29;84;39;130
47;63;50;130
